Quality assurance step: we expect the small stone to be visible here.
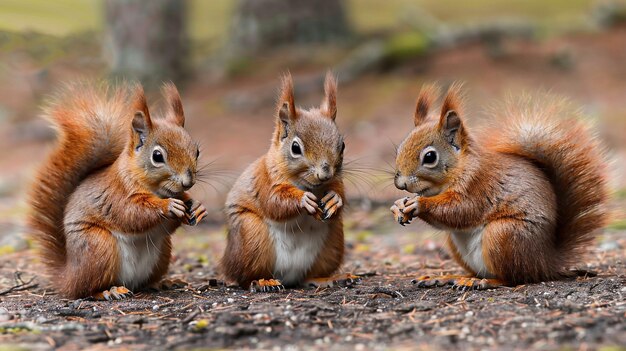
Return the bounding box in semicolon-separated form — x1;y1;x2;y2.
0;307;12;322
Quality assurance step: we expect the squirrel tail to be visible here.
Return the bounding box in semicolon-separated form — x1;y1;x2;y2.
487;94;610;270
27;82;133;275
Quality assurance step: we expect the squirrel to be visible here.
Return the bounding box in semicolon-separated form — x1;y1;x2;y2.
27;81;207;300
220;72;356;291
390;83;609;290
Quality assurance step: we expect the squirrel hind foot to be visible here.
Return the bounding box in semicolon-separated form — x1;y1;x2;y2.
249;279;285;293
412;275;505;291
305;273;361;289
561;269;598;280
91;286;134;301
146;278;188;292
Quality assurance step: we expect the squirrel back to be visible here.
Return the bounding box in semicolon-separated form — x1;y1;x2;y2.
28;82;133;272
484;95;610;267
394;84;610;284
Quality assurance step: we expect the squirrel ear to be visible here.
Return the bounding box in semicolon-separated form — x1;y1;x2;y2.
132;111;151;136
131;84;152;139
438;82;466;148
321;71;337;121
277;72;297;125
439;110;466;149
414;83;439;126
132;84;151;125
162;82;185;127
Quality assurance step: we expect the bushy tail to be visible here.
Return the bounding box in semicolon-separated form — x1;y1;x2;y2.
27;82;133;274
487;95;610;269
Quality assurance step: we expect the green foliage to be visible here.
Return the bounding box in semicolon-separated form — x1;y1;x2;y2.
384;32;430;64
0;0;603;40
0;345;30;351
0;0;99;36
347;0;596;34
226;57;253;77
614;188;626;200
607;219;626;230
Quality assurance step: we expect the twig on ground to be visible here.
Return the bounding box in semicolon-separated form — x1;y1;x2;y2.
0;272;38;296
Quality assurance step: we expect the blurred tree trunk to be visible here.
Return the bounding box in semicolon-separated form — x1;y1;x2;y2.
228;0;351;55
103;0;188;88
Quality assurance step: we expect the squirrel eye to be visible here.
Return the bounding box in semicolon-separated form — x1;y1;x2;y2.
340;141;345;154
196;149;200;159
420;146;438;168
291;140;302;157
152;149;165;164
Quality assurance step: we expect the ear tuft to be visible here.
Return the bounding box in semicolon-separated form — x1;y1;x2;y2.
443;110;461;134
162;82;185;127
132;111;149;135
132;83;151;125
277;72;296;124
435;82;467;148
440;81;465;121
322;70;338;121
414;83;439;126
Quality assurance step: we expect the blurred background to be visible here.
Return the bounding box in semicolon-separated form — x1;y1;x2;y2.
0;0;625;259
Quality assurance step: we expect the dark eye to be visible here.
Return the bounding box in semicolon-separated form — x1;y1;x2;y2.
152;149;165;164
340;141;345;154
422;150;438;167
291;141;302;156
196;149;200;159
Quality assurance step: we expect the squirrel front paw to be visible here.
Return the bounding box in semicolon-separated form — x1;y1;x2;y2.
390;196;418;226
403;195;419;216
183;199;207;226
164;198;187;219
319;190;343;220
300;191;319;215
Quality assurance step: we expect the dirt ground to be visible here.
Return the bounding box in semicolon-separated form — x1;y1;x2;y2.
0;218;624;351
0;24;625;351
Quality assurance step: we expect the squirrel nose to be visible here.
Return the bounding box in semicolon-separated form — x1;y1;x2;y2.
182;181;193;191
181;170;194;190
317;162;332;182
395;175;407;190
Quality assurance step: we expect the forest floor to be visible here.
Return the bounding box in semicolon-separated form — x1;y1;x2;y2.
0;212;624;351
0;17;625;351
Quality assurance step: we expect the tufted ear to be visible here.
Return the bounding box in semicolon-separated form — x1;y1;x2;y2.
414;83;439;126
277;72;297;125
131;84;152;142
321;71;337;121
162;82;185;127
274;72;297;142
438;82;467;149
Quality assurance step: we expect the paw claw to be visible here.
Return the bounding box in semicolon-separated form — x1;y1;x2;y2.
250;279;284;293
93;286;133;301
413;276;503;290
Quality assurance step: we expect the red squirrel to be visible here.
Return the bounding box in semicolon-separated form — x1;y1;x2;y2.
391;83;609;289
220;72;356;291
28;82;207;300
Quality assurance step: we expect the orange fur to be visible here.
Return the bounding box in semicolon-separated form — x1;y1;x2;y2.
414;83;440;126
393;85;609;286
221;72;346;289
27;81;204;299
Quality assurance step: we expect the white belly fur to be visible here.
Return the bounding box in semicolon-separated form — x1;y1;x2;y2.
449;226;495;278
268;214;329;286
112;225;170;290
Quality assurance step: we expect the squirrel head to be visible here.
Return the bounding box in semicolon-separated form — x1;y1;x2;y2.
128;83;199;198
270;72;344;191
395;83;472;197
